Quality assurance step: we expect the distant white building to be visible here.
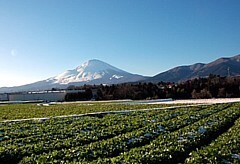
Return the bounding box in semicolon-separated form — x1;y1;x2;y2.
8;90;85;102
0;94;8;101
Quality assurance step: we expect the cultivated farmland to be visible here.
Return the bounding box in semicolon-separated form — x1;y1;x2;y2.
0;101;239;163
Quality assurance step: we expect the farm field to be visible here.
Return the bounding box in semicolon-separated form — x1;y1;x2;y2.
0;102;239;163
0;102;177;121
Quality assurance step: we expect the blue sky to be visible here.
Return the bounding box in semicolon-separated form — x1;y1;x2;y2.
0;0;240;87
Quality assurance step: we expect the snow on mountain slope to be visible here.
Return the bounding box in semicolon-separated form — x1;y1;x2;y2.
50;59;131;84
0;59;146;93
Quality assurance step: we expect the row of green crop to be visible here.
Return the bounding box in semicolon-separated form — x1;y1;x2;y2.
0;116;96;140
185;116;240;163
19;104;229;163
1;113;136;140
0;106;198;163
0;106;189;143
0;103;173;121
92;104;240;164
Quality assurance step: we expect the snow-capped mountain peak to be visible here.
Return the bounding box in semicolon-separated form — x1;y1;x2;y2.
0;59;146;93
51;59;142;85
76;59;126;74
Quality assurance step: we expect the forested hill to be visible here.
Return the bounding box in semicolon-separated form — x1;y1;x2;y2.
147;54;240;82
65;75;240;101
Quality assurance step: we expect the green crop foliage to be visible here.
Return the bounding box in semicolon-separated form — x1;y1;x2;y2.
0;102;175;121
185;116;240;163
0;102;239;163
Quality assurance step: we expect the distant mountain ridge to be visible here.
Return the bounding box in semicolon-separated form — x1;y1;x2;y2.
148;54;240;82
0;59;146;93
0;54;239;93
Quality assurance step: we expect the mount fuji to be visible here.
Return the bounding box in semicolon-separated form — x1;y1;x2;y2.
1;54;239;93
50;59;144;85
0;59;147;93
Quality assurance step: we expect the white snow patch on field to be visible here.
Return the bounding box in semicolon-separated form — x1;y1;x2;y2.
149;98;240;105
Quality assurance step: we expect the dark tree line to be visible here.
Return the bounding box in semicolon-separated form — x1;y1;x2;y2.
64;75;240;101
65;88;93;101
